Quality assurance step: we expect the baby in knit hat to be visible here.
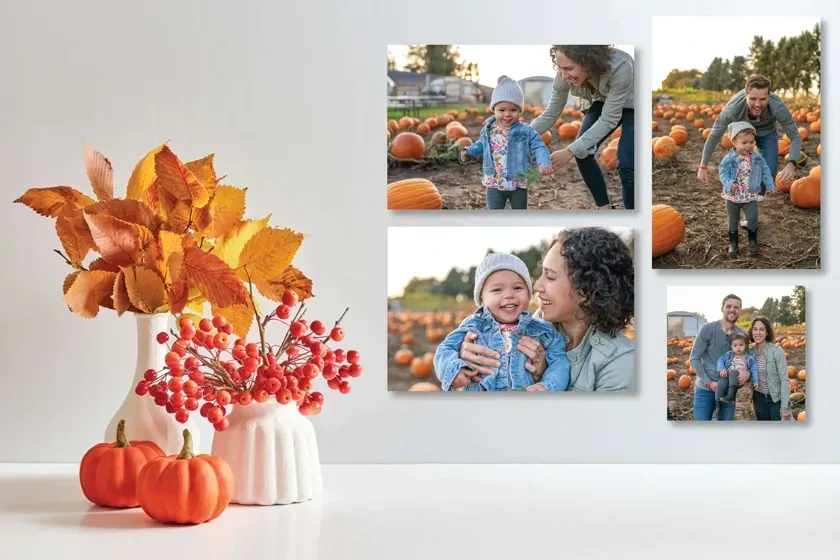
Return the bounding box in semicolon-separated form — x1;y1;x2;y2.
718;121;775;256
459;75;553;210
432;252;570;392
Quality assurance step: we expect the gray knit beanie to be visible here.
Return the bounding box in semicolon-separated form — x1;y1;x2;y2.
490;75;524;111
727;121;756;142
473;253;533;306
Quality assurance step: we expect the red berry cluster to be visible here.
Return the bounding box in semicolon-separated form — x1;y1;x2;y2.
134;289;361;431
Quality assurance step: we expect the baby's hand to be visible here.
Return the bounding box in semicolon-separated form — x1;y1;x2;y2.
451;368;473;390
720;369;728;378
526;383;547;391
539;165;552;175
459;149;469;162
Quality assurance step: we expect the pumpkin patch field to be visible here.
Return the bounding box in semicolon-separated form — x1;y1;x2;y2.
666;328;807;421
651;99;821;269
387;309;472;391
387;105;627;210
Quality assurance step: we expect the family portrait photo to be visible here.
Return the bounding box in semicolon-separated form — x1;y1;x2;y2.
651;17;821;269
387;226;635;392
666;286;807;422
387;45;635;211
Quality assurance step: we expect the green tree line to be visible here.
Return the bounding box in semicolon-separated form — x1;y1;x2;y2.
660;24;820;97
388;45;480;82
736;286;806;326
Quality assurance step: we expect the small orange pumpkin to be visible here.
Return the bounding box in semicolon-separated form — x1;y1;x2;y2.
652;204;685;257
137;429;233;525
79;419;164;508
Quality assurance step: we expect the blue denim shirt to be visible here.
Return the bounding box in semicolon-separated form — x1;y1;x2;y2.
460;117;552;181
716;350;759;385
433;307;570;392
718;150;775;196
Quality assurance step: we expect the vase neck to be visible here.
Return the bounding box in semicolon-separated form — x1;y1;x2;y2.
132;313;172;384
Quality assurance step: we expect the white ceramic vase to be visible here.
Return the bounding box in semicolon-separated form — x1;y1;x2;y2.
211;400;322;505
104;312;201;456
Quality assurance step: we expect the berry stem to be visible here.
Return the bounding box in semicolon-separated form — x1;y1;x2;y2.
115;419;129;448
243;267;270;369
176;429;194;460
274;303;307;359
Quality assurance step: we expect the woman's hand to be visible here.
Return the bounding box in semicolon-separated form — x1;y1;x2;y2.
526;383;547;391
737;369;751;386
697;167;709;184
459;331;500;377
778;162;796;184
708;381;718;391
518;336;547;381
781;409;793;421
550;148;575;172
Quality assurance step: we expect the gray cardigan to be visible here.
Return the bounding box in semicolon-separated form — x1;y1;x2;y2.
748;342;791;410
530;48;634;158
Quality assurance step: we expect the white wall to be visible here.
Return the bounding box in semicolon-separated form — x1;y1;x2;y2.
0;0;833;463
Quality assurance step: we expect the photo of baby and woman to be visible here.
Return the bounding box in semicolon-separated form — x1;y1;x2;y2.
387;227;635;392
387;45;635;210
666;286;807;422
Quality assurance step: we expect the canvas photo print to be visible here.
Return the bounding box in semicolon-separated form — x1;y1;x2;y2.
651;17;821;269
387;45;635;210
666;286;807;422
387;226;635;392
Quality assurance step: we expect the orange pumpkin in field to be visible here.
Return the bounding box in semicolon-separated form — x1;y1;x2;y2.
387;179;443;210
137;429;233;525
558;123;577;139
79;419;164;508
541;131;552;146
653;136;678;158
395;348;415;365
409;382;441;391
775;173;793;193
720;133;734;149
390;132;426;159
678;375;692;389
669;129;688;145
599;146;618;169
790;176;820;208
652;204;685;257
410;356;433;378
809;165;820;179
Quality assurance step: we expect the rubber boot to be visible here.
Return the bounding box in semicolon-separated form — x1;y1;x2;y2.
728;231;739;256
748;228;759;254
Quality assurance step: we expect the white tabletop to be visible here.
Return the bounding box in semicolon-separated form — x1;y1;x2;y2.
1;463;838;559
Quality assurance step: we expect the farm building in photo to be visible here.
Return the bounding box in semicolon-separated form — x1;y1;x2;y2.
426;76;485;104
388;70;441;97
519;76;560;106
387;70;490;104
667;311;707;338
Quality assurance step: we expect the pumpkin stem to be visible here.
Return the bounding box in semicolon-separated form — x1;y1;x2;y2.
177;429;194;460
115;419;129;448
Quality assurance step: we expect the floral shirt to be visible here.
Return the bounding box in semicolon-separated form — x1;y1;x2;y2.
729;354;747;376
483;124;528;191
499;322;517;354
722;154;759;203
754;352;769;395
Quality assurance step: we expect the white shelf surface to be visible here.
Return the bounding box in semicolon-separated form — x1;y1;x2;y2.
1;463;838;559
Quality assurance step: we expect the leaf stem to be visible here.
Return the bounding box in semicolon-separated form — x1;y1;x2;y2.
53;249;89;271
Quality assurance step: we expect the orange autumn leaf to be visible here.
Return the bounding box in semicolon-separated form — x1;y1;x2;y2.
154;230;184;285
112;269;131;316
56;209;96;266
126;143;166;200
84;198;162;233
182;246;248;308
84;144;114;201
62;270;118;318
168;279;189;314
208;186;246;239
211;301;255;338
83;213;153;267
63;271;81;295
14;186;95;218
237;227;304;284
215;215;271;269
185;154;217;196
193;203;213;234
256;266;314;302
89;257;120;273
122;265;167;313
155;146;210;208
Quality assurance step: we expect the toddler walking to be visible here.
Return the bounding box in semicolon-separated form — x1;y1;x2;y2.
433;253;569;391
459;75;552;210
715;332;759;416
718;121;775;256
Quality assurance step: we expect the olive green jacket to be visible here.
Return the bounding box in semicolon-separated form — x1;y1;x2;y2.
748;342;790;410
529;48;634;159
539;325;634;391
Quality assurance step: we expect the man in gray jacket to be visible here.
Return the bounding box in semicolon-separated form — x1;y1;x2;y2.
696;75;801;200
689;294;750;421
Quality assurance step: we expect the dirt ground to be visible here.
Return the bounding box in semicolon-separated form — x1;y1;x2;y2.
387;111;626;210
387;327;442;392
666;344;806;421
652;110;821;269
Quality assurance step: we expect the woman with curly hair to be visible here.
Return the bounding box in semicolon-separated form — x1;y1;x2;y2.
530;45;635;210
457;227;635;391
746;316;792;421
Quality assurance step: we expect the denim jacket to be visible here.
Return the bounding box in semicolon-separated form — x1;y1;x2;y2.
716;351;759;385
460;116;551;182
718;150;775;196
433;307;570;392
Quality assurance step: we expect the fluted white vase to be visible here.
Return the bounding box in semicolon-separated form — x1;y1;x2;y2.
211;400;322;505
104;313;201;455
